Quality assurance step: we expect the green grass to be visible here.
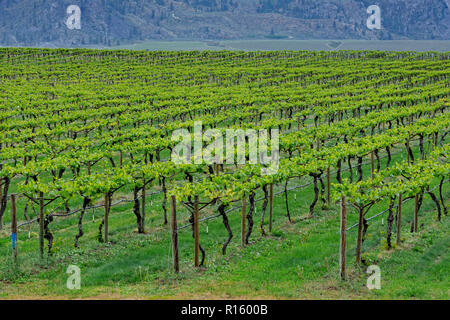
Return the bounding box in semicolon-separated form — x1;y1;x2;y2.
0;142;448;299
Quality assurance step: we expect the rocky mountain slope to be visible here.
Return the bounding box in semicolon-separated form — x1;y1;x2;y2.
0;0;449;47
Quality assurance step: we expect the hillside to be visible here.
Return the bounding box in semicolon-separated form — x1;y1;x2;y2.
0;0;449;47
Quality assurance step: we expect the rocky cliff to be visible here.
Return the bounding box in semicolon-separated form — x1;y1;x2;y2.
0;0;449;47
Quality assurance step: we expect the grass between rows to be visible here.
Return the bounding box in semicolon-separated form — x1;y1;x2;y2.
0;141;448;299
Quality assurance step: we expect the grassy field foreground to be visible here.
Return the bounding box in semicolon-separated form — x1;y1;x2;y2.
1;163;448;299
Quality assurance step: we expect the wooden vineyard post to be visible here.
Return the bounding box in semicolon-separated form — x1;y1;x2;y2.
339;196;347;280
370;151;375;180
241;196;247;247
39;192;44;259
355;208;364;267
170;195;179;273
104;193;110;243
327;167;331;207
406;139;411;164
142;177;146;233
429;135;433;153
413;194;419;233
269;184;274;232
194;195;199;267
11;194;18;263
396;193;402;245
214;163;219;175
